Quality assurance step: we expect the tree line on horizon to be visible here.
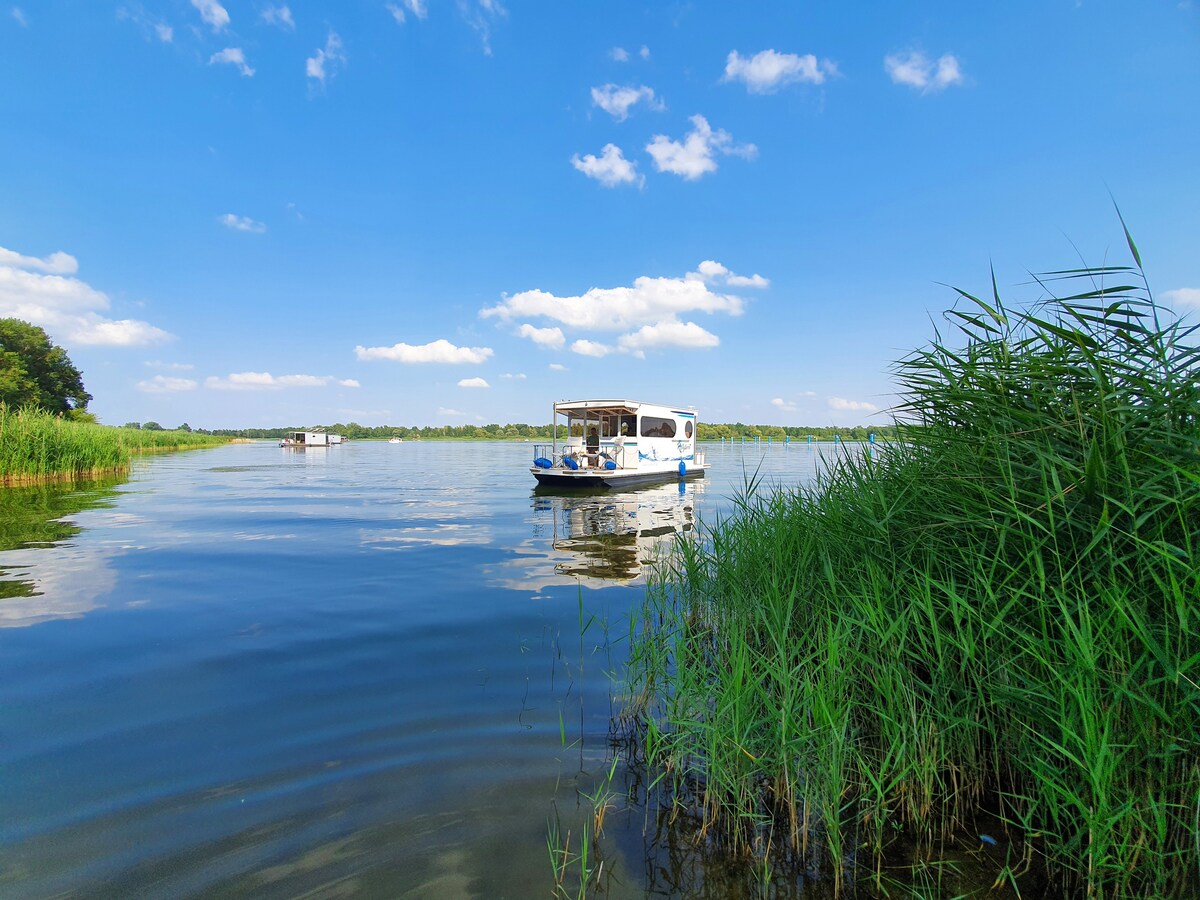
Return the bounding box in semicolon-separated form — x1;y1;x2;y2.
127;421;899;442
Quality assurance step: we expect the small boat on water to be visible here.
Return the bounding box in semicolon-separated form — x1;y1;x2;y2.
388;437;403;444
531;399;707;489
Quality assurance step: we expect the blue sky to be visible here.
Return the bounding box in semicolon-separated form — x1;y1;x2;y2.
2;1;1197;430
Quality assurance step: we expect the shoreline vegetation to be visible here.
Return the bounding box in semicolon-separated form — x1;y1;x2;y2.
615;246;1199;896
204;423;898;443
0;407;230;486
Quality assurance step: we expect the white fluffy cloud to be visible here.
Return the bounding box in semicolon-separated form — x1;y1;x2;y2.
261;5;294;29
722;49;835;93
457;377;489;388
571;144;643;188
307;31;346;85
0;245;172;347
571;339;612;357
136;375;198;393
484;260;765;357
646;115;757;180
591;84;662;121
355;338;494;364
209;48;254;77
517;323;565;348
617;321;719;357
829;397;879;412
1163;288;1200;309
885;51;964;92
205;372;360;390
771;397;797;412
219;213;266;233
191;0;229;32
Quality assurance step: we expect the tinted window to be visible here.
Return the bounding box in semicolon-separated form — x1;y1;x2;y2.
684;421;693;438
640;416;677;438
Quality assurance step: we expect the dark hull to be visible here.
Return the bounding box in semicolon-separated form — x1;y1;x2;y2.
531;466;706;490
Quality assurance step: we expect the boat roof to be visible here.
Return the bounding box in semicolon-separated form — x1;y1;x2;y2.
553;399;697;415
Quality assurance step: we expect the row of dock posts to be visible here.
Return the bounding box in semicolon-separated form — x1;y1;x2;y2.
718;434;876;445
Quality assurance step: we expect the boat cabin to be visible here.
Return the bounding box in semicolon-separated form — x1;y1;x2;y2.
531;399;707;488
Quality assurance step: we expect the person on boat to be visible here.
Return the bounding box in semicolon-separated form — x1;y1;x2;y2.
586;426;600;467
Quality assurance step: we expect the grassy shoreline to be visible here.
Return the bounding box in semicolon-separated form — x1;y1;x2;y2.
0;407;230;486
619;253;1199;896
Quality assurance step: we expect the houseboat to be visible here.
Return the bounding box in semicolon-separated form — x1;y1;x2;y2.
530;399;707;488
279;430;330;448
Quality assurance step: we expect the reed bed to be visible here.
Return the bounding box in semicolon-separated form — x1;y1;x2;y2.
0;407;229;484
620;246;1199;897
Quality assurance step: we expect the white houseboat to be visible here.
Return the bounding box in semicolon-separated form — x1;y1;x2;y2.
280;430;331;448
531;399;707;488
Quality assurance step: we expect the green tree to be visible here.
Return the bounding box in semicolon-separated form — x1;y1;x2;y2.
0;319;91;416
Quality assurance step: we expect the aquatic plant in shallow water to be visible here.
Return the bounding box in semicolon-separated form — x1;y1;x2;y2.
619;232;1200;897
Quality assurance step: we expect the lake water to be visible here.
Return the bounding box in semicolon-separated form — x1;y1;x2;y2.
0;439;859;898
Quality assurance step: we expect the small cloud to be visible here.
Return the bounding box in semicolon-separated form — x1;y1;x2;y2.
209;47;255;77
261;4;294;29
617;321;719;357
117;5;173;42
884;50;964;92
438;407;467;417
458;377;490;388
571;143;643;188
640;45;650;60
771;397;797;412
355;338;493;364
459;0;507;56
307;31;346;86
136;375;198;393
0;247;78;275
517;323;565;348
500;372;526;379
11;5;27;26
591;83;663;121
1163;287;1200;309
610;46;629;62
191;0;229;32
722;49;835;93
218;213;266;233
144;360;195;371
548;363;567;371
646;114;756;181
571;339;612;357
387;0;428;24
205;372;359;390
829;397;879;412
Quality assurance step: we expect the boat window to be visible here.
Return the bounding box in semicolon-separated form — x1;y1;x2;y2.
684;421;693;439
640;416;677;438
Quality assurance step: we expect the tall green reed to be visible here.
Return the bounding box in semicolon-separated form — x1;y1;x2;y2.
619;238;1199;897
0;405;228;484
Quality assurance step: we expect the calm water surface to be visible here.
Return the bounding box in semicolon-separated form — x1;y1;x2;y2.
0;439;853;898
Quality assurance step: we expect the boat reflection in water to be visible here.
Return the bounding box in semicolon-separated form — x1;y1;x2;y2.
533;479;701;584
